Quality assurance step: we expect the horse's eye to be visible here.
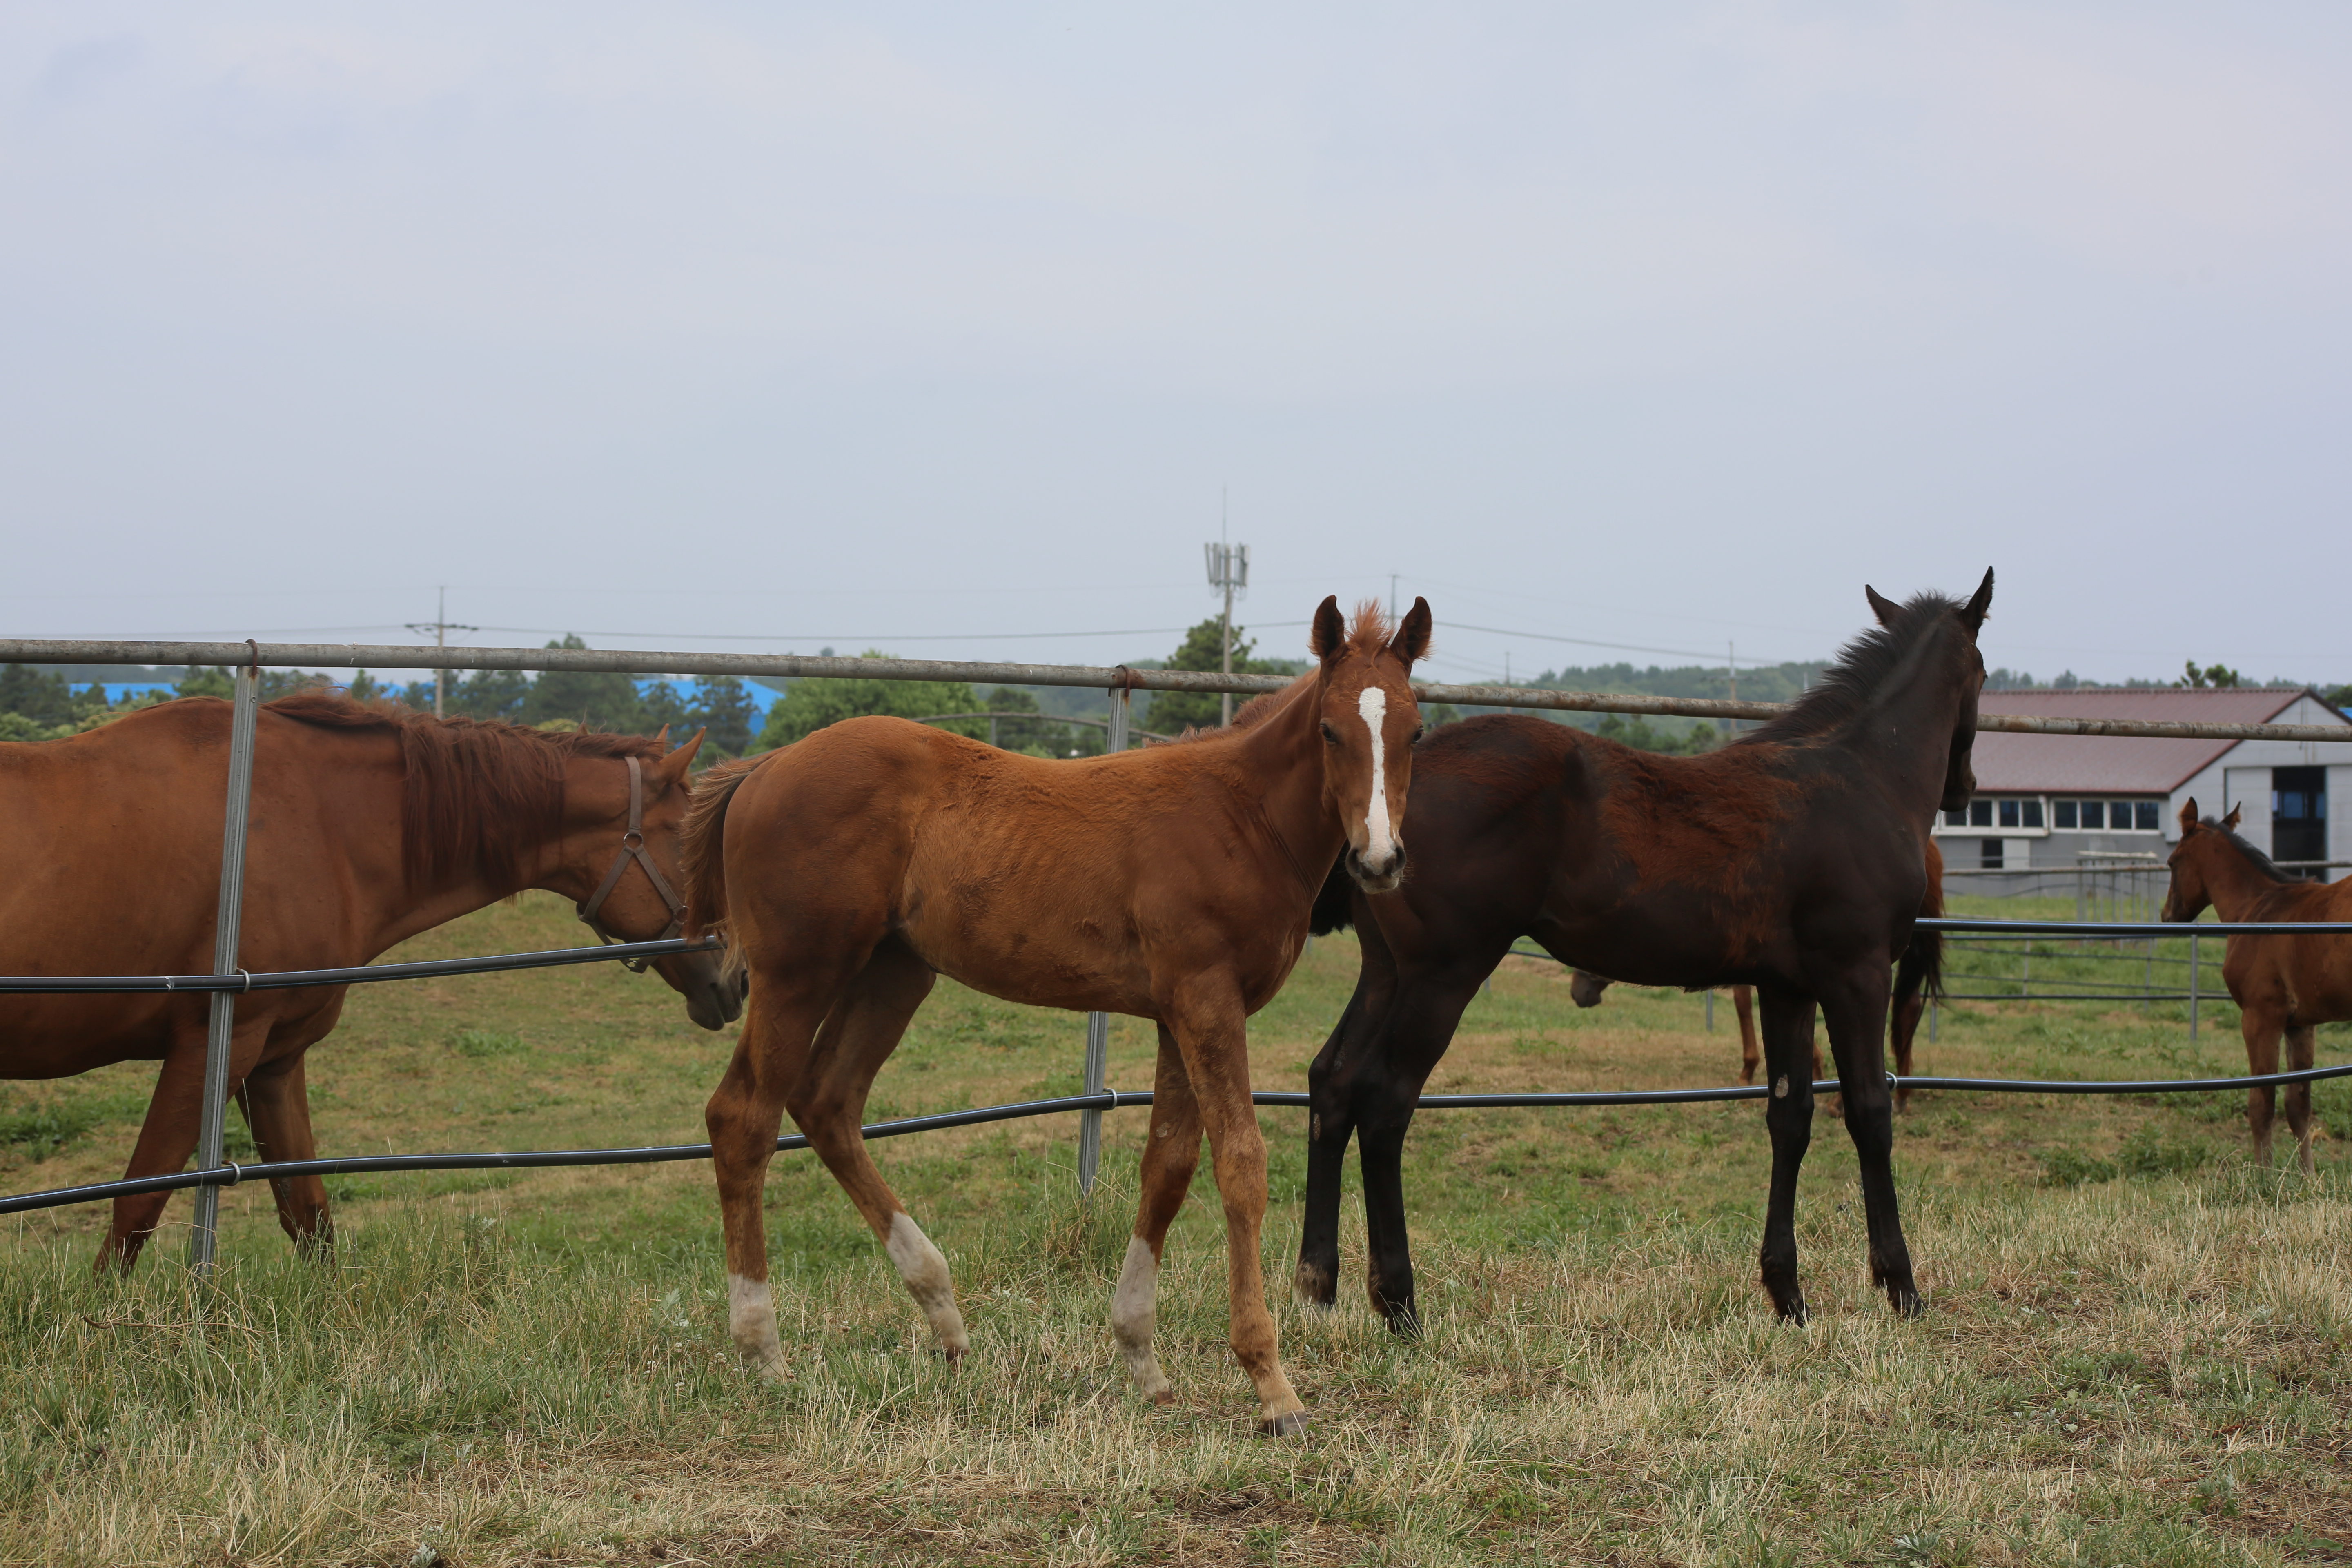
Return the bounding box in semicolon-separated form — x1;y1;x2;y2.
1411;726;1426;744
1319;722;1340;744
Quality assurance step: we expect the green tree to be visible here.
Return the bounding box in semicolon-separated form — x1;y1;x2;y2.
755;654;985;749
450;668;531;721
176;666;235;699
1595;712;1717;755
2176;660;2242;690
638;680;692;737
686;677;761;757
1145;617;1293;734
523;636;644;731
0;665;82;726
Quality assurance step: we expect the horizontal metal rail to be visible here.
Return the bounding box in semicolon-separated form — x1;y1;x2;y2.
0;937;720;995
1919;918;2352;936
11;1063;2351;1218
5;638;2348;742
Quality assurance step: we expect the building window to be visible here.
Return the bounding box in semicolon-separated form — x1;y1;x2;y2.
2045;798;2160;832
1939;797;2048;833
1980;838;2004;869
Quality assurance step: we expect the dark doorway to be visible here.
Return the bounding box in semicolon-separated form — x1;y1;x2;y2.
1979;838;2004;870
2272;766;2326;874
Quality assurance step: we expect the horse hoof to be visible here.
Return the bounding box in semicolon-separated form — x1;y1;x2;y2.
1150;1388;1176;1407
1774;1296;1808;1327
1889;1288;1925;1319
1256;1409;1310;1438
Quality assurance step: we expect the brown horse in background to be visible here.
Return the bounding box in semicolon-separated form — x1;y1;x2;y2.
1570;837;1946;1111
2162;800;2352;1174
681;598;1432;1434
0;693;738;1269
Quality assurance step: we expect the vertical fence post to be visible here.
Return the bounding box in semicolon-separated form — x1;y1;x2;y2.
1705;989;1714;1031
188;655;261;1274
1077;681;1130;1196
2189;933;2200;1042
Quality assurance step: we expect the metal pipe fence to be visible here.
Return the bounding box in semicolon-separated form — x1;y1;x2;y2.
7;635;2351;1238
9;637;2352;742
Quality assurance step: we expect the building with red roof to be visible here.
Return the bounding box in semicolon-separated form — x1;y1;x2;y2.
1933;687;2351;878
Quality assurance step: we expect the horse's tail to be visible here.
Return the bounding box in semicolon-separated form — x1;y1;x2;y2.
1889;840;1947;1105
679;753;765;982
1904;835;1946;1004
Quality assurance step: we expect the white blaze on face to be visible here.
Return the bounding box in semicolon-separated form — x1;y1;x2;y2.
1356;685;1395;866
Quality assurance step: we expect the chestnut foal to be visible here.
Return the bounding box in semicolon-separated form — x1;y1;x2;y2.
2163;800;2352;1174
682;597;1432;1433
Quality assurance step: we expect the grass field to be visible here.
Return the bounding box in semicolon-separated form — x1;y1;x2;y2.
2;893;2348;1566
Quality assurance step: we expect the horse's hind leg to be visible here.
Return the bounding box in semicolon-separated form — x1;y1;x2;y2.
238;1051;333;1257
1114;1025;1205;1402
1734;985;1760;1084
785;939;965;1356
2284;1023;2317;1176
705;944;872;1377
2241;1011;2283;1167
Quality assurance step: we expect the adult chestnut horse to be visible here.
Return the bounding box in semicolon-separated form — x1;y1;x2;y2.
2162;801;2352;1174
0;692;739;1270
681;597;1432;1434
1298;575;1989;1332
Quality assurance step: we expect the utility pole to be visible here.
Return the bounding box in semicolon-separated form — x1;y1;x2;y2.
1389;572;1399;623
1204;498;1249;727
406;587;479;718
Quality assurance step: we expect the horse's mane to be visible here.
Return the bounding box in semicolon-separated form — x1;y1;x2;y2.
263;690;665;888
1742;590;1964;746
2201;816;2294;884
1167;601;1399;743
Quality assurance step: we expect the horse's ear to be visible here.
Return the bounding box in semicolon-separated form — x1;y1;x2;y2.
1958;568;1995;635
1864;586;1902;628
1385;597;1432;666
2221;802;2241;831
1309;596;1347;662
652;724;671;746
657;728;706;787
2178;797;2200;834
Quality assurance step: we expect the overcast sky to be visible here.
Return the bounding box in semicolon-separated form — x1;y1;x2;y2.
4;3;2346;688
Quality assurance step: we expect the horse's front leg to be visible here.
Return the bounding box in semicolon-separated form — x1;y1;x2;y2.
1819;968;1919;1316
1356;962;1485;1336
1753;987;1819;1323
1165;984;1306;1436
1296;991;1366;1311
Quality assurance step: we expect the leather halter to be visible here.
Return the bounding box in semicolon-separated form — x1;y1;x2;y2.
575;754;687;972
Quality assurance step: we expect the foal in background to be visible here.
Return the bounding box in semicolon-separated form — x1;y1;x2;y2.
682;597;1431;1434
2162;800;2352;1174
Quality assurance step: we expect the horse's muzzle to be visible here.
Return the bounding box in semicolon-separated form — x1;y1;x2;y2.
1347;843;1408;894
677;955;748;1031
